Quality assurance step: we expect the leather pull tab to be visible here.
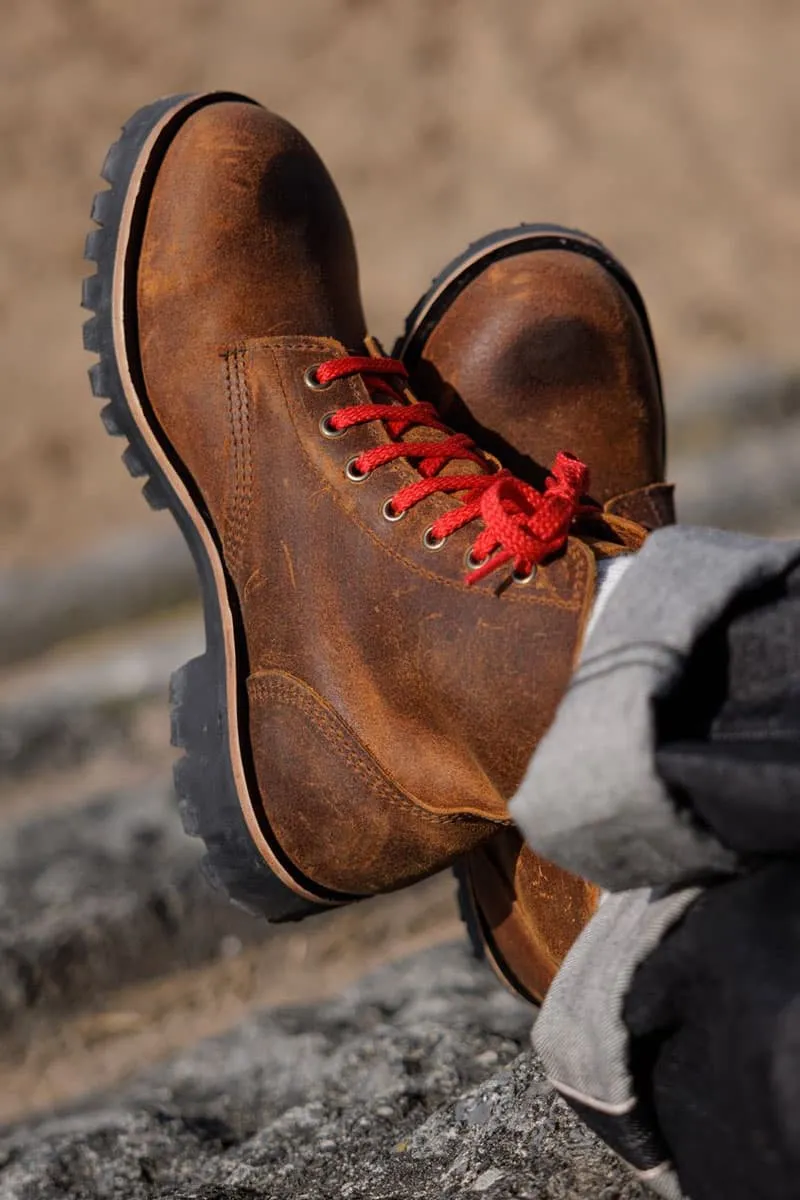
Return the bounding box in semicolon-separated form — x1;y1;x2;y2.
604;483;676;531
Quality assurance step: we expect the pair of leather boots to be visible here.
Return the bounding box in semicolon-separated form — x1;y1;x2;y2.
83;92;673;1003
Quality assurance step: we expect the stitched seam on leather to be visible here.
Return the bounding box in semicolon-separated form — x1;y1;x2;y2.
222;351;239;556
222;349;252;568
251;675;483;826
255;343;586;612
229;351;244;560
645;486;672;527
249;336;346;352
234;348;254;558
640;491;661;527
607;484;673;529
249;674;488;827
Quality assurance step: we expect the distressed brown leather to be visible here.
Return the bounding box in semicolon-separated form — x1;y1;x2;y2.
463;830;601;1003
137;102;633;898
605;481;675;530
406;241;672;997
412;249;671;514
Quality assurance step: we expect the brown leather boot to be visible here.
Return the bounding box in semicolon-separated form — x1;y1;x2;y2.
398;225;673;1000
84;99;642;922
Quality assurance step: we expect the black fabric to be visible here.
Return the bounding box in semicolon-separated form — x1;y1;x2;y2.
624;865;800;1200
656;563;800;856
626;562;800;1197
555;1092;671;1175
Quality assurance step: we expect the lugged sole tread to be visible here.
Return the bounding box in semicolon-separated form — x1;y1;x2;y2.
90;188;113;225
82;92;331;927
82;315;100;353
99;402;123;436
88;361;109;398
121;445;147;478
81;273;102;312
83;227;105;262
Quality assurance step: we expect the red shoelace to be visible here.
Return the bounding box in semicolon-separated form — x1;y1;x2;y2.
314;355;598;585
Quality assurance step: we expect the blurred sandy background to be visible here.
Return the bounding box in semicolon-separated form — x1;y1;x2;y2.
1;0;799;567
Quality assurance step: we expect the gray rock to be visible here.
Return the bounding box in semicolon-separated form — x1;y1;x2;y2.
0;612;202;780
0;780;264;1032
0;944;647;1199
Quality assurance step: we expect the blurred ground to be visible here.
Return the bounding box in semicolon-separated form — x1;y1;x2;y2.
1;0;799;566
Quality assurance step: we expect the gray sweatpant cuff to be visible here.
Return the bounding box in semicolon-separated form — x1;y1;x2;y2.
511;525;800;891
533;886;699;1199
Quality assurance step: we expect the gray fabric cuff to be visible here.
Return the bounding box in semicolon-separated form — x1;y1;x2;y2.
511;525;800;891
533;886;699;1199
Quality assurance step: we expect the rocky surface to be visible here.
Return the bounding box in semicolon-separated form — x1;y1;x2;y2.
4;354;799;1194
0;612;201;781
0;779;264;1033
0;944;645;1200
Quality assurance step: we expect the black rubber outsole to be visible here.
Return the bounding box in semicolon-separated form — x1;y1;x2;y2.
452;856;486;963
395;223;664;975
82;92;338;924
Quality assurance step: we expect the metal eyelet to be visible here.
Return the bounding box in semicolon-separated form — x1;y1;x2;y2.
345;457;371;483
304;364;332;390
422;527;447;551
512;565;538;585
382;498;406;522
464;548;489;571
319;412;346;439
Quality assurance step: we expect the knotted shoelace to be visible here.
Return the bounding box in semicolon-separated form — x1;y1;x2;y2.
314;355;599;585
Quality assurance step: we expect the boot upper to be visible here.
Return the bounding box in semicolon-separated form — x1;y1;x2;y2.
408;247;671;521
134;104;629;896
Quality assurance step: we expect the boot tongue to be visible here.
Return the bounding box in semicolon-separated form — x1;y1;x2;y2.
579;512;649;558
361;335;488;482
